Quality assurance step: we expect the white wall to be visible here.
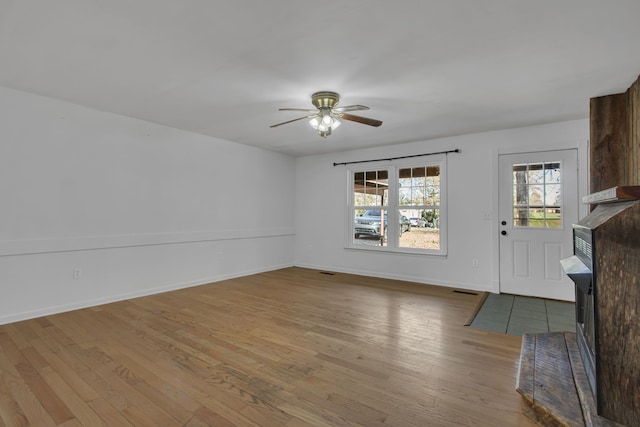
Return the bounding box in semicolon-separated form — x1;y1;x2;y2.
0;86;296;324
0;85;589;324
294;120;589;293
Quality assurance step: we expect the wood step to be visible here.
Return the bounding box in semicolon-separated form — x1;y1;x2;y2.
516;332;624;427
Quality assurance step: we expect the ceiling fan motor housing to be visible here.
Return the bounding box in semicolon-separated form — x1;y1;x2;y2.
311;91;340;109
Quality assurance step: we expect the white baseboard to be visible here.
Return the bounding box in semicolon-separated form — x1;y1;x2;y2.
294;262;491;294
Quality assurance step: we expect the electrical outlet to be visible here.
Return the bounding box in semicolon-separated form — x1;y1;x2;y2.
472;259;479;268
73;268;82;279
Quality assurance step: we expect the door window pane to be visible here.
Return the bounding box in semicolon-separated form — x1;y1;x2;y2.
512;162;563;228
527;163;544;184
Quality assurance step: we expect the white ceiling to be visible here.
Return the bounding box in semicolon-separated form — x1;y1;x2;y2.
1;1;639;157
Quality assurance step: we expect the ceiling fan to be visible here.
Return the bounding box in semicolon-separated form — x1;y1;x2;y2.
270;91;382;138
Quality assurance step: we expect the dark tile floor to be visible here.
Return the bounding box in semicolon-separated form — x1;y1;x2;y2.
470;293;575;336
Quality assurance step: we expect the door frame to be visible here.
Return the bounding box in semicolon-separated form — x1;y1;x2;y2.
490;140;589;296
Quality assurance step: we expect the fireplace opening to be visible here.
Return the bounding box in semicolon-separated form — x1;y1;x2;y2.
561;226;598;401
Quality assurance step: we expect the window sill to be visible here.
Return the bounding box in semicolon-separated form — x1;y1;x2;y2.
345;244;446;257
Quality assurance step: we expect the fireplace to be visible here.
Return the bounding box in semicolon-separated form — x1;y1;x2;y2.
561;225;597;398
561;186;640;425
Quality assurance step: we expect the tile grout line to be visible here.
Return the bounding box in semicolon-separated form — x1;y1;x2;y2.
544;299;551;332
506;295;515;334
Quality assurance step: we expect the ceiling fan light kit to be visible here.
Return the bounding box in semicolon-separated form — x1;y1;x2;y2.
270;91;382;138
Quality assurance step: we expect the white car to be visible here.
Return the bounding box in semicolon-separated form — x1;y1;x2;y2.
409;217;426;227
355;210;411;239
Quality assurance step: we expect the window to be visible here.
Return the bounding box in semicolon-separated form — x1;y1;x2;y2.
512;162;562;228
349;159;446;255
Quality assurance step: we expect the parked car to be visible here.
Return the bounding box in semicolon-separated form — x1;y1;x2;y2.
409;217;426;227
400;215;411;233
354;210;411;239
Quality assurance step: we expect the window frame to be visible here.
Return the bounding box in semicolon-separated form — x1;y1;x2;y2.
346;157;447;256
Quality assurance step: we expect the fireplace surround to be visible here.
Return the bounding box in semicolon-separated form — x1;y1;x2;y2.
561;186;640;425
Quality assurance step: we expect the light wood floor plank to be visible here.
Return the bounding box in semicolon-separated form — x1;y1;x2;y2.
0;267;536;426
0;348;57;426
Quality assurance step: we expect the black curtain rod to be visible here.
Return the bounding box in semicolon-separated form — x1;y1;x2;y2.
333;148;460;166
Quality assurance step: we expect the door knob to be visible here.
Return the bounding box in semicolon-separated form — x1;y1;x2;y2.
501;220;507;226
501;230;507;236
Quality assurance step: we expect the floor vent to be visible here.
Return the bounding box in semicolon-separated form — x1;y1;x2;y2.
319;272;336;275
453;290;478;296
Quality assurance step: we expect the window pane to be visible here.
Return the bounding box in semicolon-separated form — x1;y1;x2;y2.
426;186;440;205
528;208;546;227
544;163;561;183
354;193;366;206
514;208;529;227
411;187;425;205
528;185;544;205
354;208;388;247
527;163;544;184
546;208;561;228
398;168;412;179
545;184;561;206
413;166;426;178
512;161;563;229
398;165;442;251
398;167;440;208
412;176;425;187
399;209;440;250
513;164;527;185
366;193;381;205
401;167;431;206
399;177;412;188
353;169;388;207
399;187;411;205
514;184;528;205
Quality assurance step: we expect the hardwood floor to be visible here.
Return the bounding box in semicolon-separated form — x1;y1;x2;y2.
0;267;536;426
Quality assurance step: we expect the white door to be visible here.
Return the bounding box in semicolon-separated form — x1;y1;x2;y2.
498;149;578;301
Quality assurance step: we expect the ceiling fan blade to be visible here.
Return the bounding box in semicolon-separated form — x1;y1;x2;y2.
279;108;318;113
270;115;314;128
340;113;383;127
334;105;369;113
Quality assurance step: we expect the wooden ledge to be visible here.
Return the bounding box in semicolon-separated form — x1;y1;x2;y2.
516;332;624;427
